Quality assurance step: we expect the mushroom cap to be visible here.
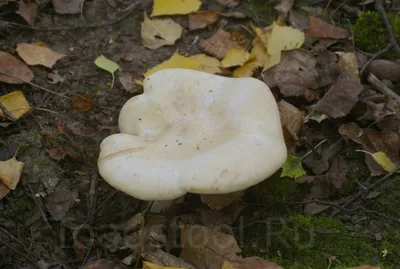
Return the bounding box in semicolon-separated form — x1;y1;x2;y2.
98;69;287;201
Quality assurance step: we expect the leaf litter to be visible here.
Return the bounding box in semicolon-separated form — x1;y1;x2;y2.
1;0;399;268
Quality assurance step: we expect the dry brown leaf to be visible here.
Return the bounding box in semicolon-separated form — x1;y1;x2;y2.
339;122;400;176
263;49;320;101
46;147;78;161
16;0;37;25
317;51;339;87
82;259;129;269
72;92;93;112
141;249;196;269
0;51;34;84
141;13;183;50
305;16;349;39
188;12;220;31
0;156;24;190
217;0;239;8
278;100;305;141
227;257;284;269
51;0;83;14
16;43;65;68
200;190;244;210
303;139;343;175
198;28;250;60
367;59;400;81
180;224;241;269
312;71;363;118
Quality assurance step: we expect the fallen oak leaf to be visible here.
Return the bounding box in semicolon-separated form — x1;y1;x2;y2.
141;12;183;50
0;51;34;84
151;0;201;16
94;55;119;88
16;43;65;68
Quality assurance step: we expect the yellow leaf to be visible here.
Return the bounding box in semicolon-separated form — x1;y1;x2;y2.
250;37;281;72
94;55;120;88
190;54;222;73
221;48;254;67
144;53;201;77
356;150;398;173
233;60;259;77
143;261;188;269
0;156;24;190
252;22;304;56
151;0;202;16
141;13;183;50
221;261;235;269
0;91;31;120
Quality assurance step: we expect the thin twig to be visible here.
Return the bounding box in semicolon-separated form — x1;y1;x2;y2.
375;0;400;56
0;100;18;121
26;183;52;230
9;2;139;31
360;43;393;75
0;71;70;100
0;238;40;269
0;226;29;253
367;72;400;104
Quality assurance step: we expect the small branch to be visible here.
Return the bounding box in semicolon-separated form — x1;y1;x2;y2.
0;238;40;269
0;71;71;100
0;100;18;121
375;0;400;57
360;43;393;75
367;72;400;104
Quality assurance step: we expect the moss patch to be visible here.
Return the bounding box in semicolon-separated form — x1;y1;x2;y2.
352;11;400;57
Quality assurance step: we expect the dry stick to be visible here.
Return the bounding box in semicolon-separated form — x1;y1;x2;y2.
341;165;400;210
367;72;400;104
8;1;139;31
0;238;40;269
375;0;400;57
0;71;71;100
0;226;29;253
360;43;393;75
0;100;17;121
26;183;52;230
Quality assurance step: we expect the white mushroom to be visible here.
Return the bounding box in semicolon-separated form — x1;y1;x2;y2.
98;69;287;201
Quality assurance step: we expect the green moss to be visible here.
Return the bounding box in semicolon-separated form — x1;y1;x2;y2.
353;11;400;57
240;0;277;27
238;213;398;268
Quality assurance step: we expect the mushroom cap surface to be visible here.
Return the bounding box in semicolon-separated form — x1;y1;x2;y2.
98;69;287;200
